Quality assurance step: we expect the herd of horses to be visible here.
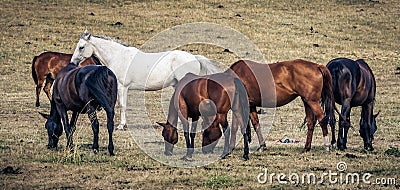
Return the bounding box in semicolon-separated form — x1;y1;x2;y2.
33;30;378;161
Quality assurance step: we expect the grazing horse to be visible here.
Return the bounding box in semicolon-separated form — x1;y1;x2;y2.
43;63;118;155
226;59;336;153
327;58;378;151
31;51;99;107
69;30;220;130
156;73;250;160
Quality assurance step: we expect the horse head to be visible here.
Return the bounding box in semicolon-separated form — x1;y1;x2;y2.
360;111;379;151
71;30;95;65
157;122;178;156
45;117;63;149
201;123;222;154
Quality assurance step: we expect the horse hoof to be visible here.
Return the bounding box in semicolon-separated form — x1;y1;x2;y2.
116;124;127;130
220;152;230;159
242;155;249;161
93;149;99;154
180;156;193;162
257;144;267;152
301;148;310;154
164;151;173;156
109;151;115;156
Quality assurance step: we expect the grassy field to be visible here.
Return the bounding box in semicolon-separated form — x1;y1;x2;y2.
1;0;399;189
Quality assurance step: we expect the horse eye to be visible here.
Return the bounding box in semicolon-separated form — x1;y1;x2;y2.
79;46;84;50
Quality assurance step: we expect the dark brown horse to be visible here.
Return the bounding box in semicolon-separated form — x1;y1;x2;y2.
225;59;336;153
42;63;117;155
157;72;250;160
327;58;378;151
31;51;99;107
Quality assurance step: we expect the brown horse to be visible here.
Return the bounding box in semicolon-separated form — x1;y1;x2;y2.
157;72;250;160
327;58;378;151
225;59;336;153
31;51;99;107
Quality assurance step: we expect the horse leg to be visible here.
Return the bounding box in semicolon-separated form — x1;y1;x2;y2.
106;109;115;156
229;116;238;153
116;84;128;130
43;76;54;101
87;109;99;154
181;116;192;159
338;99;351;151
220;114;231;158
302;100;317;153
56;104;71;151
189;117;199;157
249;106;266;151
360;103;374;151
304;100;330;153
35;78;45;108
67;111;79;152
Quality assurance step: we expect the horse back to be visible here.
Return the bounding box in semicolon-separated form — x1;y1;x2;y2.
53;64;83;111
227;60;273;107
269;59;324;106
177;73;234;118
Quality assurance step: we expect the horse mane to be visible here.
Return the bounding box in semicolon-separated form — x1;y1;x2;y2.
92;34;131;47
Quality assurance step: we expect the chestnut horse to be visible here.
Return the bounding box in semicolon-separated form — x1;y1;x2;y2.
157;72;250;160
31;51;99;107
225;59;336;153
41;63;117;155
327;58;378;151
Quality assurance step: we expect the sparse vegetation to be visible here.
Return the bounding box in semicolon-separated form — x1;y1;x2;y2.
0;0;399;189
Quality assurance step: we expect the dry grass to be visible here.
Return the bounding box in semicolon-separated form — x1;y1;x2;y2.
0;0;399;189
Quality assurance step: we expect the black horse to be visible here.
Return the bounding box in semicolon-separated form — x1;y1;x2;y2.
42;63;118;155
327;58;378;151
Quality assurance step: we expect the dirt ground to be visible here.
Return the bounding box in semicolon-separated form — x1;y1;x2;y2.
0;0;399;189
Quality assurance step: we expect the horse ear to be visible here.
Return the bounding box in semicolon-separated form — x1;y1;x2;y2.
374;111;380;118
156;122;165;127
81;30;91;40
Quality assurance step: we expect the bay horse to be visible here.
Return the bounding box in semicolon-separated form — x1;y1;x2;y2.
327;58;378;151
69;30;220;130
42;63;118;155
31;51;99;107
225;59;336;153
156;72;250;160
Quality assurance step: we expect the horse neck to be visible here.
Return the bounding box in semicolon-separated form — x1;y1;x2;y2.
166;96;179;127
90;37;140;71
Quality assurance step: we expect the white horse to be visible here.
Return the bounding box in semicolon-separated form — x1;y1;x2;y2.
70;30;221;130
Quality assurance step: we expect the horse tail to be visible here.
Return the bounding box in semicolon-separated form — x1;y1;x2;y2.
233;77;250;135
38;111;50;119
318;65;336;129
86;66;117;113
31;56;39;85
195;55;221;75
